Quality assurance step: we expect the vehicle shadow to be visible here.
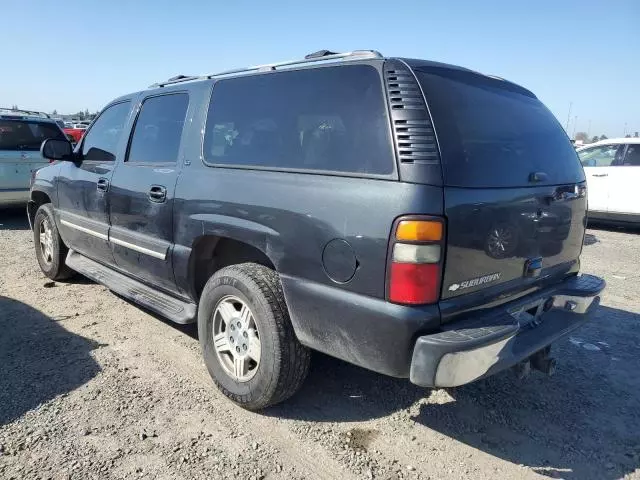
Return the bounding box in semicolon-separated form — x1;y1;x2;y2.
267;352;425;421
0;208;30;231
268;305;639;480
0;296;102;426
583;232;599;246
412;305;640;480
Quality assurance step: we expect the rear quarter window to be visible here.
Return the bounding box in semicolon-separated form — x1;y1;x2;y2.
203;65;394;176
416;69;584;187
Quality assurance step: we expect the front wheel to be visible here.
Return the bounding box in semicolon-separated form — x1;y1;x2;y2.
33;204;75;281
198;263;311;410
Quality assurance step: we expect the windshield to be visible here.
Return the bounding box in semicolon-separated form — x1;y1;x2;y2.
0;120;66;151
416;69;584;187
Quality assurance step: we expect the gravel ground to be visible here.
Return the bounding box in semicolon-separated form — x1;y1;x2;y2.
0;208;639;480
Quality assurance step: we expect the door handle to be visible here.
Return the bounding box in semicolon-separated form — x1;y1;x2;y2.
148;185;167;203
591;173;608;177
97;178;109;192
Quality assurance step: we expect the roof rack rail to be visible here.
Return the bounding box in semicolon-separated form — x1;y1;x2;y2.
204;49;384;79
150;49;383;88
149;74;200;88
0;107;50;118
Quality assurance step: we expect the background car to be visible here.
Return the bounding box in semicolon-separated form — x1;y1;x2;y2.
63;124;87;143
578;138;640;225
0;108;67;207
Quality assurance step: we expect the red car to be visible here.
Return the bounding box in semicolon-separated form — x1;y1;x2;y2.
63;124;87;143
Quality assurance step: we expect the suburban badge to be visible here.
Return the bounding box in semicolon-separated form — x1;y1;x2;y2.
448;272;501;291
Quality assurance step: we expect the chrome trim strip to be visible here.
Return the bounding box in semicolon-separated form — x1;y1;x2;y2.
109;236;167;260
60;219;108;241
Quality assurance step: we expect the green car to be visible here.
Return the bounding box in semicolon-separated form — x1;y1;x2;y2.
0;109;67;207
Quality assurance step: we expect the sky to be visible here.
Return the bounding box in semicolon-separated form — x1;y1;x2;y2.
2;0;638;138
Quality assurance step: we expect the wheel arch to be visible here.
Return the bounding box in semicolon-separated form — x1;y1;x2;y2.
188;235;277;301
28;190;52;229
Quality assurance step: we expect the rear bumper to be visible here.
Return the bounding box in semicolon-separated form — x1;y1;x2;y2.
410;274;606;387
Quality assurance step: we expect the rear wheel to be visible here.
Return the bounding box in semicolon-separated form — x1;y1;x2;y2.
33;204;74;281
198;263;310;410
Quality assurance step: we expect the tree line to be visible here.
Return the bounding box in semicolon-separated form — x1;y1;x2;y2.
9;105;98;121
50;108;99;121
575;131;639;143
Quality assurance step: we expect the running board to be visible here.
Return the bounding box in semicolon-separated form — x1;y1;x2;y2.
66;250;197;324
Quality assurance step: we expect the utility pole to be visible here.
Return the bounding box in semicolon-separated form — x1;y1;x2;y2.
565;102;573;131
572;116;578;138
587;119;591;138
624;122;628;136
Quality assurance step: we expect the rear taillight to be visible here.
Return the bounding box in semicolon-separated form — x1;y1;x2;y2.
387;217;445;305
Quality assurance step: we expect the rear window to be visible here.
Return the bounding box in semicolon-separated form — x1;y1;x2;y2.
203;65;394;175
416;69;584;187
0;120;66;151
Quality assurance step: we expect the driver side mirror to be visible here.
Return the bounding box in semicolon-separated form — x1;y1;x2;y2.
41;138;74;161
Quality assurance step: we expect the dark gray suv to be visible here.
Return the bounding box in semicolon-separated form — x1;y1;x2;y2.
30;50;604;410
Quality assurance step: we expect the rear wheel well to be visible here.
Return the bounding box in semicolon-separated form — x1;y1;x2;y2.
28;191;52;226
191;236;275;300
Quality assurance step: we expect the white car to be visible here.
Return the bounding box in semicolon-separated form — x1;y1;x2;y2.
578;138;640;225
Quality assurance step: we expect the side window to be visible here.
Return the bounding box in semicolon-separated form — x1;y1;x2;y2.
82;101;131;161
578;144;624;167
127;93;189;164
621;144;640;166
203;65;394;175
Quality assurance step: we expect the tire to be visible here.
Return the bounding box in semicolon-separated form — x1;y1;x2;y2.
198;263;311;410
33;204;75;281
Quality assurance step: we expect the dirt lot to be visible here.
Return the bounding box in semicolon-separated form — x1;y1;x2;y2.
0;208;638;480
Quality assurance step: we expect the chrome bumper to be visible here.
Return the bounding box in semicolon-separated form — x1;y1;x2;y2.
410;274;606;388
